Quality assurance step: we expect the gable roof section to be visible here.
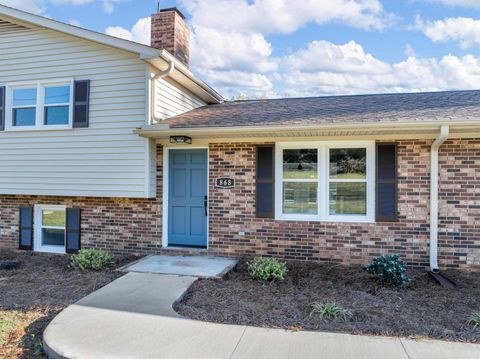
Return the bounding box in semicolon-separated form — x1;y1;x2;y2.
0;4;223;104
136;90;480;140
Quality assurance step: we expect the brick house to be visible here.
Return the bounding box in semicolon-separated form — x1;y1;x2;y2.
0;5;479;272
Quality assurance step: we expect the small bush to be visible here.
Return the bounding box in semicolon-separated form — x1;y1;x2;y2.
311;302;353;321
70;249;113;271
363;254;411;286
468;312;480;328
247;257;287;281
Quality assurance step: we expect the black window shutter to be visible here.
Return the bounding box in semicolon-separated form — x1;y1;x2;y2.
19;207;33;250
256;145;275;218
376;143;398;222
73;80;90;128
66;208;81;253
0;86;5;131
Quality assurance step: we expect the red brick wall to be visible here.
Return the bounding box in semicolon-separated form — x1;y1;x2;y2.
151;9;190;66
208;140;480;270
438;140;480;268
0;140;479;270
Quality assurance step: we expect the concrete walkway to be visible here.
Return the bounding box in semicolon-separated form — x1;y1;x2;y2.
44;272;480;359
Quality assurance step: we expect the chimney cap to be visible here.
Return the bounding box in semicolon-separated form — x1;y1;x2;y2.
158;7;186;20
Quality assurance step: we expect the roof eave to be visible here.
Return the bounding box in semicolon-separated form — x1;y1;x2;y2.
0;4;160;57
134;120;480;141
145;51;224;104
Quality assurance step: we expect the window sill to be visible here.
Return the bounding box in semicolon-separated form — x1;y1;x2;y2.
4;126;73;132
34;246;66;254
274;216;375;224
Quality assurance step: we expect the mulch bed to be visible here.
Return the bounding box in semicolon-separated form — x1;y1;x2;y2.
175;259;480;343
0;250;136;358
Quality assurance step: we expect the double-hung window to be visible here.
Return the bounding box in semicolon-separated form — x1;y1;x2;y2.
34;205;67;254
6;80;73;130
276;142;375;222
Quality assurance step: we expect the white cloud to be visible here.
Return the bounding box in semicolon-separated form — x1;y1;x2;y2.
404;44;416;58
282;40;480;97
285;40;390;75
181;0;397;33
414;16;480;49
191;26;278;73
105;16;150;44
422;0;480;9
101;1;480;98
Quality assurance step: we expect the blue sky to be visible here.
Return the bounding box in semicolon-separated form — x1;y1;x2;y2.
3;0;480;99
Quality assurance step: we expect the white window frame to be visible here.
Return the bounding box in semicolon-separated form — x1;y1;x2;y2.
34;204;67;254
275;141;375;223
5;79;74;131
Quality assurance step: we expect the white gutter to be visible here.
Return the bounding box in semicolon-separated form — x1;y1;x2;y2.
150;61;175;123
430;125;450;272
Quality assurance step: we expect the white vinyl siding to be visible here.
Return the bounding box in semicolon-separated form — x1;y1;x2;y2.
0;20;151;198
153;76;206;122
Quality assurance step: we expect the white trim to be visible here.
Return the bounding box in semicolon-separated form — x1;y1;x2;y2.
162;146;209;248
275;141;375;223
33;204;66;254
0;4;159;58
5;79;73;132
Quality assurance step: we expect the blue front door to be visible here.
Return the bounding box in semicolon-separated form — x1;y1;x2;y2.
168;149;208;248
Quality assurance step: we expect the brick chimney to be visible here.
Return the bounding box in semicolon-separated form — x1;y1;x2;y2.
151;7;190;67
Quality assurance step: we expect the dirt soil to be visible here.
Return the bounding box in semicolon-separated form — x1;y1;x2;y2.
0;250;135;358
175;259;480;343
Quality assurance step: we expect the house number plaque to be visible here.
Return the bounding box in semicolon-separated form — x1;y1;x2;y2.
216;178;235;189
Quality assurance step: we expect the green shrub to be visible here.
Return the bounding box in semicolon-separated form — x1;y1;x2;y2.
311;302;353;321
247;257;287;281
468;312;480;328
70;249;113;271
363;254;411;286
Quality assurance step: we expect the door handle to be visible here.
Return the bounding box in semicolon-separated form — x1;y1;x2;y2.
204;195;208;216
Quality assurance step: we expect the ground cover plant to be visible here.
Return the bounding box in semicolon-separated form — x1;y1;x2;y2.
310;303;353;321
248;257;287;281
175;259;480;343
70;248;113;271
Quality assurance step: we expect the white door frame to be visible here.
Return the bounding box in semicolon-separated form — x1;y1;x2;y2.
162;146;210;248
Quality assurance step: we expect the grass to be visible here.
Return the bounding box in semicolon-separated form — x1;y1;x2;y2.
468;312;480;328
0;310;45;359
311;303;353;321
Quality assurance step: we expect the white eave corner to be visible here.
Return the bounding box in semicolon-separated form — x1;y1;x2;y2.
0;4;160;57
145;50;224;105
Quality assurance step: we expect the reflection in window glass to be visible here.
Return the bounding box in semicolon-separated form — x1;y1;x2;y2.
283;149;318;179
45;86;70;104
283;182;317;214
42;228;65;246
13;88;36;106
12;88;37;127
329;182;367;215
13;108;36;126
45;106;69;125
329;148;366;179
42;210;66;227
44;86;70;125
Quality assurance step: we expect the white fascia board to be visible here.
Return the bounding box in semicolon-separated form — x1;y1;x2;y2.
0;4;160;57
134;119;480;137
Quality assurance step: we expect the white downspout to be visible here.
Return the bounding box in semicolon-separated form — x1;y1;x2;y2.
150;61;175;124
430;125;450;273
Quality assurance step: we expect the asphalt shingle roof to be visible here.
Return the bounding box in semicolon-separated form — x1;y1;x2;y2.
164;90;480;128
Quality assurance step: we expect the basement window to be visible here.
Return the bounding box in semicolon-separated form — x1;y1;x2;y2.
34;205;66;254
